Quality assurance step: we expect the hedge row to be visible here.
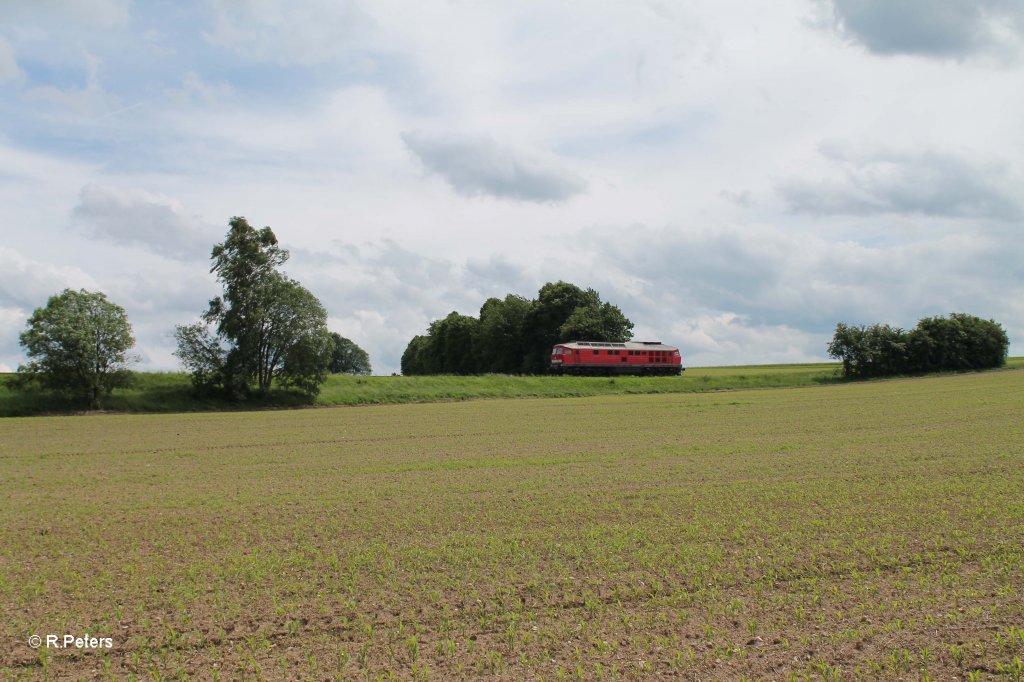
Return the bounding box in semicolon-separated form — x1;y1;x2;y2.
827;313;1009;379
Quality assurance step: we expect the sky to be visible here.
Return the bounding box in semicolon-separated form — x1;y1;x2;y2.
1;0;1022;375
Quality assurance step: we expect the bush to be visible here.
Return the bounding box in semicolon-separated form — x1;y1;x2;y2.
829;313;1008;378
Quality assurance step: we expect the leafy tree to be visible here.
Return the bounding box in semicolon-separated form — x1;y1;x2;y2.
252;275;333;395
175;216;332;398
329;333;372;375
475;294;531;373
427;312;480;375
400;335;431;375
559;300;634;344
17;288;136;409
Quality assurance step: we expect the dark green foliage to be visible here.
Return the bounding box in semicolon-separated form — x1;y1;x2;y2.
16;288;136;409
476;295;531;373
401;312;480;375
908;313;1010;372
432;312;480;375
256;276;333;395
329;333;372;375
559;300;634;345
401;282;634;375
828;313;1009;378
174;216;332;399
827;322;910;378
400;335;431;376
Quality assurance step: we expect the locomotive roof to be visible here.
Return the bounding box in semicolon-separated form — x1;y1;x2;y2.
559;341;678;351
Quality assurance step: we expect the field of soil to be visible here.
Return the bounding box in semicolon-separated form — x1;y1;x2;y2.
1;369;1022;680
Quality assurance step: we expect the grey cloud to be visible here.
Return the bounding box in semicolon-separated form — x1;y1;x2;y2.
402;131;587;203
823;0;1024;58
72;184;215;260
780;148;1023;221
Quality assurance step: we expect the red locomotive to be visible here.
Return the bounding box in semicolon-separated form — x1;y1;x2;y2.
550;341;684;376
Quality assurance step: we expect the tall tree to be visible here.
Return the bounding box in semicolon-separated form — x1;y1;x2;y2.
17;289;136;409
175;216;332;398
329;333;372;375
204;216;288;393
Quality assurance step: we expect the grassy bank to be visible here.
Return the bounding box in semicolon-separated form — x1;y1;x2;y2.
2;358;1021;416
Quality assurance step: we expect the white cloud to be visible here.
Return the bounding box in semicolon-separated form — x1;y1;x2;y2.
0;246;100;311
0;307;28;372
670;314;823;366
204;0;380;66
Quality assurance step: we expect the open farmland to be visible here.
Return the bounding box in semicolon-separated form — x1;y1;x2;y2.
1;370;1023;680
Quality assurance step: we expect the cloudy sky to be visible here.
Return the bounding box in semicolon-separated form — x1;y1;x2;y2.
1;0;1021;374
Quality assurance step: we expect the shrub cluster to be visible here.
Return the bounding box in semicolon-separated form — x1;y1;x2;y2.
827;313;1009;378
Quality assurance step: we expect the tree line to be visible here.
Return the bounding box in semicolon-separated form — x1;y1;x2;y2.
827;313;1009;378
12;217;370;408
401;281;634;375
